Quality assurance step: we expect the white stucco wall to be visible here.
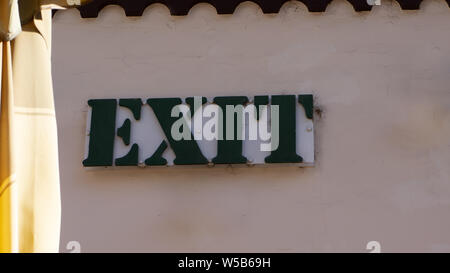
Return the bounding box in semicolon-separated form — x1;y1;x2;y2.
52;0;450;252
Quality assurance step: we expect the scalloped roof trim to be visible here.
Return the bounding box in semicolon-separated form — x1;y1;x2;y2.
72;0;450;18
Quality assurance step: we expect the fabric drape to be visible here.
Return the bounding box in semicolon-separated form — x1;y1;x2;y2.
1;0;89;253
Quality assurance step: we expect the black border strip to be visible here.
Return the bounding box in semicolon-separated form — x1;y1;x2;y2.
72;0;450;18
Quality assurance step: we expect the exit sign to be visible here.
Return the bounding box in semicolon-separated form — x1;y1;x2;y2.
83;95;314;167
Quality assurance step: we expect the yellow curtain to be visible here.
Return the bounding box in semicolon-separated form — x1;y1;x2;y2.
1;0;90;253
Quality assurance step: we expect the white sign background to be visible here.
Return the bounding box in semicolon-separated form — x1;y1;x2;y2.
84;97;315;167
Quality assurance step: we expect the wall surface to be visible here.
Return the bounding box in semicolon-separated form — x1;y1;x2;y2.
52;0;450;252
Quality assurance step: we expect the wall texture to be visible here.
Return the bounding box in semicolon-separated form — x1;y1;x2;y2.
52;0;450;252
